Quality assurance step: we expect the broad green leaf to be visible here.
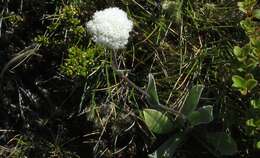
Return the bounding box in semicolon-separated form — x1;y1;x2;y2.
246;78;258;91
232;75;246;89
181;85;204;116
187;105;214;126
146;74;160;106
143;109;174;134
149;133;183;158
253;9;260;20
207;132;238;156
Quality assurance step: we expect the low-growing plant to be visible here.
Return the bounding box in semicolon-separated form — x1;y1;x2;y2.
232;0;260;151
142;74;236;157
60;46;103;77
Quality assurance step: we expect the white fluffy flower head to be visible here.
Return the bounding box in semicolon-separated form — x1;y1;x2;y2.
86;7;133;49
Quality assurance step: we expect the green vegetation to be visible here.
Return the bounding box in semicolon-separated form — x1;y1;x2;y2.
61;46;103;77
0;0;260;157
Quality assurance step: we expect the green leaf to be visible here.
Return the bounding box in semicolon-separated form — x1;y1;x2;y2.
250;99;260;109
246;78;258;91
146;74;160;106
181;85;204;116
149;133;183;158
207;132;238;156
256;140;260;149
253;9;260;20
233;46;242;56
238;2;246;13
143;109;174;134
232;75;258;94
232;75;246;89
254;119;260;128
187;105;214;126
246;118;256;127
233;46;247;61
240;18;256;34
251;36;260;49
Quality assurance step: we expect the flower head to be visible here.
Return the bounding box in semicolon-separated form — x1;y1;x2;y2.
86;7;133;49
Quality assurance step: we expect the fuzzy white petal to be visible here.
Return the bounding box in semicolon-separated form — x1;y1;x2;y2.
86;7;133;49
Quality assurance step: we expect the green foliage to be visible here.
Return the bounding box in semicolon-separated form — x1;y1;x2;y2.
233;44;258;70
61;46;102;77
234;0;260;74
38;4;86;47
233;0;260;150
257;141;260;149
232;75;257;95
181;85;204;116
246;118;260;128
240;18;256;35
234;45;251;62
143;76;215;156
35;35;50;46
187;105;213;127
238;0;257;13
251;99;260;109
6;13;23;26
2;0;260;157
252;9;260;20
142;108;174;134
